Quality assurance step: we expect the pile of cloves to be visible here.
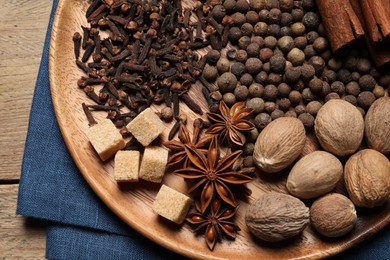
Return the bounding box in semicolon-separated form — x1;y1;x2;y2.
74;0;231;140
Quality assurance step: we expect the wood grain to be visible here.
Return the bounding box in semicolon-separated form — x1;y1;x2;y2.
0;0;52;180
0;184;46;259
49;0;390;259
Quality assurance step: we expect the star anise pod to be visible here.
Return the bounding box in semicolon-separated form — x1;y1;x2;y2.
164;118;213;167
174;136;252;213
206;101;255;147
187;199;240;251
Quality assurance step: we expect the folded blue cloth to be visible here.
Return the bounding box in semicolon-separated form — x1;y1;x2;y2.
16;0;388;259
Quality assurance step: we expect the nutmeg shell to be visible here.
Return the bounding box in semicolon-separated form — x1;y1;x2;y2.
253;117;306;173
344;149;390;208
365;96;390;154
314;99;364;156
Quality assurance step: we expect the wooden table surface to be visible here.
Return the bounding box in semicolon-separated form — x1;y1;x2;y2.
0;0;52;258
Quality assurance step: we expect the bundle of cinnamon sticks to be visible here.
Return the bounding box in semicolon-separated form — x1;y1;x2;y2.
317;0;390;67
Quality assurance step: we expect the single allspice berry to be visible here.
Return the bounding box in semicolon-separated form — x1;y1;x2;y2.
223;92;237;106
357;91;376;109
203;65;219;82
245;57;263;75
234;85;249;100
254;113;272;129
359;75;376;91
289;90;302;105
331;81;346;95
300;64;316;82
346;81;360;96
306;101;322;116
231;62;246;77
217;72;238;93
247;97;265;114
295;104;306;115
263;84;278;101
249;83;264;97
309;77;323;93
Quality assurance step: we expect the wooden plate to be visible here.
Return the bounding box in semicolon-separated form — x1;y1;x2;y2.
49;0;389;259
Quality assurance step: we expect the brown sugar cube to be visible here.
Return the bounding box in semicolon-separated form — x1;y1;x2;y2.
139;146;168;183
126;108;165;146
114;151;140;182
152;185;193;224
87;119;125;161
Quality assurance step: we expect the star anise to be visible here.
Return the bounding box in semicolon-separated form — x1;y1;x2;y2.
187;199;240;251
163;118;213;167
173;136;252;213
206;101;255;147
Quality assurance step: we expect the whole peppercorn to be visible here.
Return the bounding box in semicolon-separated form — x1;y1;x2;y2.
330;81;345;95
207;49;221;64
254;22;268;36
306;31;319;44
246;43;261;57
245;57;263;75
294;36;308;50
246;10;260;25
216;58;231;74
291;22;306;36
228;26;243;42
351;72;361;82
295;104;306;115
302;88;316;103
287;48;305;66
285;67;301;83
243;142;254;155
268;24;281;37
278;98;291;111
235;0;250;13
308;56;325;75
280;0;294;12
358;74;376;91
240;73;254;86
327;58;342;71
302;0;316;11
247;0;263;12
281;12;293;26
325;92;340;102
313;37;328;53
298;113;315;128
217;72;238;93
203;64;219;82
304;45;316;59
269;55;286;73
264;36;278;49
278;36;294;53
268;73;282;85
249;83;264;97
223;0;236;13
259;48;274;62
212;5;227;20
373;84;385;98
241;23;254;37
321;69;337;84
271;109;285;119
238;35;252;49
269;8;281;24
357;91;376;109
285;110;297;118
306;100;322;116
345;81;360;96
343;95;358;106
236;49;248;63
247;128;259;143
321;81;331;97
309;77;323;93
302;12;320;31
160;106;174;122
232;12;247;27
231;62;246;77
337;69;352;84
264;101;277;113
258;9;270;22
291;8;304;22
343;56;357;71
251;36;264;47
223;92;237;106
263;85;278;101
234;84;249;100
278;83;291;97
356;58;372;74
301;64;316;82
254;113;272;129
255;71;268;84
280;26;293;37
247;97;265;113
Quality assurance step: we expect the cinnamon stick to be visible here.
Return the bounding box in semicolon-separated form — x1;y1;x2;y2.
317;0;364;53
359;0;390;42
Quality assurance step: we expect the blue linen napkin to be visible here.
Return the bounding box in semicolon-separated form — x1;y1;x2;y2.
16;0;389;259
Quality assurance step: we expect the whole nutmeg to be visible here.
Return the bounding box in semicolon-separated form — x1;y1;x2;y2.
365;97;390;154
253;117;306;173
314;99;364;156
310;193;357;237
345;149;390;208
245;192;309;242
286;151;343;199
